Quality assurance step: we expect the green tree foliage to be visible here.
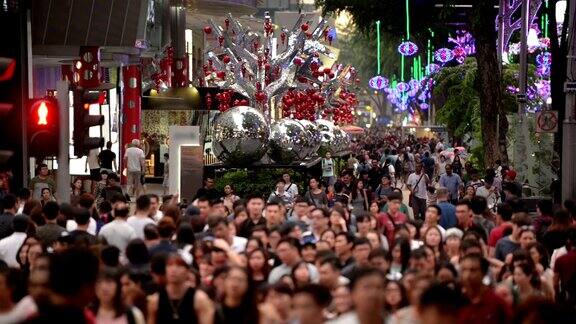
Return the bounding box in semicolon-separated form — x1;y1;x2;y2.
433;58;537;168
214;169;306;198
319;0;510;166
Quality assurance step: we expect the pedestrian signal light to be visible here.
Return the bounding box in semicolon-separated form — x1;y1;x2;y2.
36;101;48;125
28;98;59;157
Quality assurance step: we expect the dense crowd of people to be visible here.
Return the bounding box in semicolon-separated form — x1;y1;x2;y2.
0;134;575;324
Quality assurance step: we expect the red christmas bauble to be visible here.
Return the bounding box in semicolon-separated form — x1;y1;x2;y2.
222;55;231;64
301;23;309;31
255;91;267;102
203;26;212;34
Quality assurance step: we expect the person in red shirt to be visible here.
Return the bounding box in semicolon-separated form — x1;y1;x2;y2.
378;193;407;244
488;202;513;256
458;253;512;324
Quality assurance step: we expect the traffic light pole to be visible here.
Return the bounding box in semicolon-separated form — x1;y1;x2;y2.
56;80;70;203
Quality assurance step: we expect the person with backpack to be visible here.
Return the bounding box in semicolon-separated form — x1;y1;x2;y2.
407;163;430;220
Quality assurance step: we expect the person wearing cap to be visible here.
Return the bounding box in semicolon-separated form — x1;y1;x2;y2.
181;205;200;225
147;253;215;324
436;187;457;229
123;139;145;197
503;169;522;200
0;214;28;268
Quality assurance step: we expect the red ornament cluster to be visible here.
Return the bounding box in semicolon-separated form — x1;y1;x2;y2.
281;89;325;121
322;90;357;125
215;90;234;112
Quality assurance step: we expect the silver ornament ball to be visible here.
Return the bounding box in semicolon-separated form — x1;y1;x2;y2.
269;118;309;163
212;106;270;165
332;126;351;154
316;119;337;157
298;119;322;159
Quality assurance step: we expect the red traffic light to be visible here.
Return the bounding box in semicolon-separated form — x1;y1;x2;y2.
28;98;59;157
30;99;56;126
37;101;48;125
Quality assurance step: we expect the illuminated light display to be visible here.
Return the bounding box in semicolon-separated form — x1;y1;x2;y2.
398;41;418;56
368;75;389;90
435;48;454;63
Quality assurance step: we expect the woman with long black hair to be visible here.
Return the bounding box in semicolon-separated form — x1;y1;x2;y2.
215;266;260;324
350;179;370;213
246;248;271;289
90;268;145;324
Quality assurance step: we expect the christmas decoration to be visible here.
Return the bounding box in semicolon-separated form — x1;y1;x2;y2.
268;119;310;163
212;106;270;165
398;41;418;56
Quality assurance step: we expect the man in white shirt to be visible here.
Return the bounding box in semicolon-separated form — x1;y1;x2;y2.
124;139;146;197
407;164;430;220
282;173;298;203
0;215;28;268
98;202;136;254
210;216;247;253
149;194;163;222
85;148;101;191
267;180;293;207
127;195;155;239
475;175;500;210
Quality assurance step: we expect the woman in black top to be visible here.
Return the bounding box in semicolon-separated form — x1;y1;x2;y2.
215;266;259;324
246;247;271;289
452;155;463;176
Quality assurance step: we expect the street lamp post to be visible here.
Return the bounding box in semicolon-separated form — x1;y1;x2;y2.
561;1;576;202
514;0;530;182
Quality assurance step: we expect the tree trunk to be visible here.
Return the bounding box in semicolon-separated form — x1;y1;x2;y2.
471;2;509;167
548;0;568;174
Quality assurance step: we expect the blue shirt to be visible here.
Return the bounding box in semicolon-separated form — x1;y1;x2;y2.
439;173;463;200
437;201;457;229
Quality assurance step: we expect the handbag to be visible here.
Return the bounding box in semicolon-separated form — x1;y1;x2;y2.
408;173;425;207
